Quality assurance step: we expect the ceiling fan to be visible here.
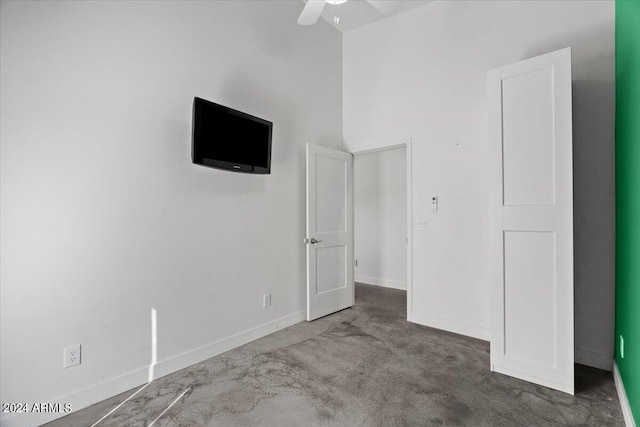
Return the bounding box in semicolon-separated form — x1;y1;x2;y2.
297;0;402;26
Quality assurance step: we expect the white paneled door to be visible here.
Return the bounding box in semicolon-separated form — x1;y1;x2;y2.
488;48;574;394
306;144;354;321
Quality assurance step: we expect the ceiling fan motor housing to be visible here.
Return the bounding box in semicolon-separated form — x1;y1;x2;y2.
297;0;402;26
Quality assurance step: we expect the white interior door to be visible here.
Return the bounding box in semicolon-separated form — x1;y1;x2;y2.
306;143;354;321
488;48;574;394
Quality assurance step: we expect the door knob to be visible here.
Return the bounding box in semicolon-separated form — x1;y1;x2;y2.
304;238;322;244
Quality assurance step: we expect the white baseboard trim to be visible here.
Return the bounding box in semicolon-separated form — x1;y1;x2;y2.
408;311;490;341
575;347;613;371
0;310;306;427
614;360;638;427
355;275;406;290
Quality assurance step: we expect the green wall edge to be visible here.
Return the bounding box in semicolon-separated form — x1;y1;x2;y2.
615;0;640;422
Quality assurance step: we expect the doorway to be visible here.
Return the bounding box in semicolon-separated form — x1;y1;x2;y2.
305;140;412;321
352;140;412;315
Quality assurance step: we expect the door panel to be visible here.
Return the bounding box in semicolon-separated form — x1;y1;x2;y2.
502;68;556;206
316;155;348;233
489;47;574;394
504;231;557;368
316;246;347;294
306;144;354;321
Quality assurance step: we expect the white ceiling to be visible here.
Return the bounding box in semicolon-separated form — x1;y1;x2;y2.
301;0;434;33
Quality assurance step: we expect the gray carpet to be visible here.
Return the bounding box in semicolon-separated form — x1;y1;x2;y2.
46;284;623;426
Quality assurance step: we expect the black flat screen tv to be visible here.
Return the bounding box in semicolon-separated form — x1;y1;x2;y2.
192;97;272;174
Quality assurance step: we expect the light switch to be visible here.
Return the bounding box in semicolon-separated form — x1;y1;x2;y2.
417;220;427;231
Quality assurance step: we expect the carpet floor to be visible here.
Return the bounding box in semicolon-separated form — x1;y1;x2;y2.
46;284;624;426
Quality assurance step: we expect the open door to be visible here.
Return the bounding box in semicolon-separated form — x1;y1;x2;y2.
305;143;354;321
488;48;574;394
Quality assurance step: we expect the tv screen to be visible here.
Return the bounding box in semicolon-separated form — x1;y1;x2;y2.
192;97;272;174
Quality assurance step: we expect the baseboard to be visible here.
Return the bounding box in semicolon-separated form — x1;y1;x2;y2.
408;311;490;341
355;275;406;290
614;360;638;427
575;347;613;371
0;310;306;427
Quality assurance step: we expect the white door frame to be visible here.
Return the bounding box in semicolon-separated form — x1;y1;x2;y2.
349;137;413;319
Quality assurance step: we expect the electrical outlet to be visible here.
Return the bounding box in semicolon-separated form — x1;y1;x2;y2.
64;344;81;368
417;220;427;231
263;293;271;308
620;335;625;358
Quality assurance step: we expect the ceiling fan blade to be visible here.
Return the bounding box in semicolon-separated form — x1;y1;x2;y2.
297;0;326;25
367;0;402;15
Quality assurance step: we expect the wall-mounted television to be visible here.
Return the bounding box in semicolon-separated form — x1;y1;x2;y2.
192;97;272;174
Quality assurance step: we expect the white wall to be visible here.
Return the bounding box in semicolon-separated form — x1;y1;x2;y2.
354;148;407;290
0;1;342;425
344;0;616;365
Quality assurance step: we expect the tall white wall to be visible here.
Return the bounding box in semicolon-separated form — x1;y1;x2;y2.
354;148;407;290
0;1;342;425
344;0;616;366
